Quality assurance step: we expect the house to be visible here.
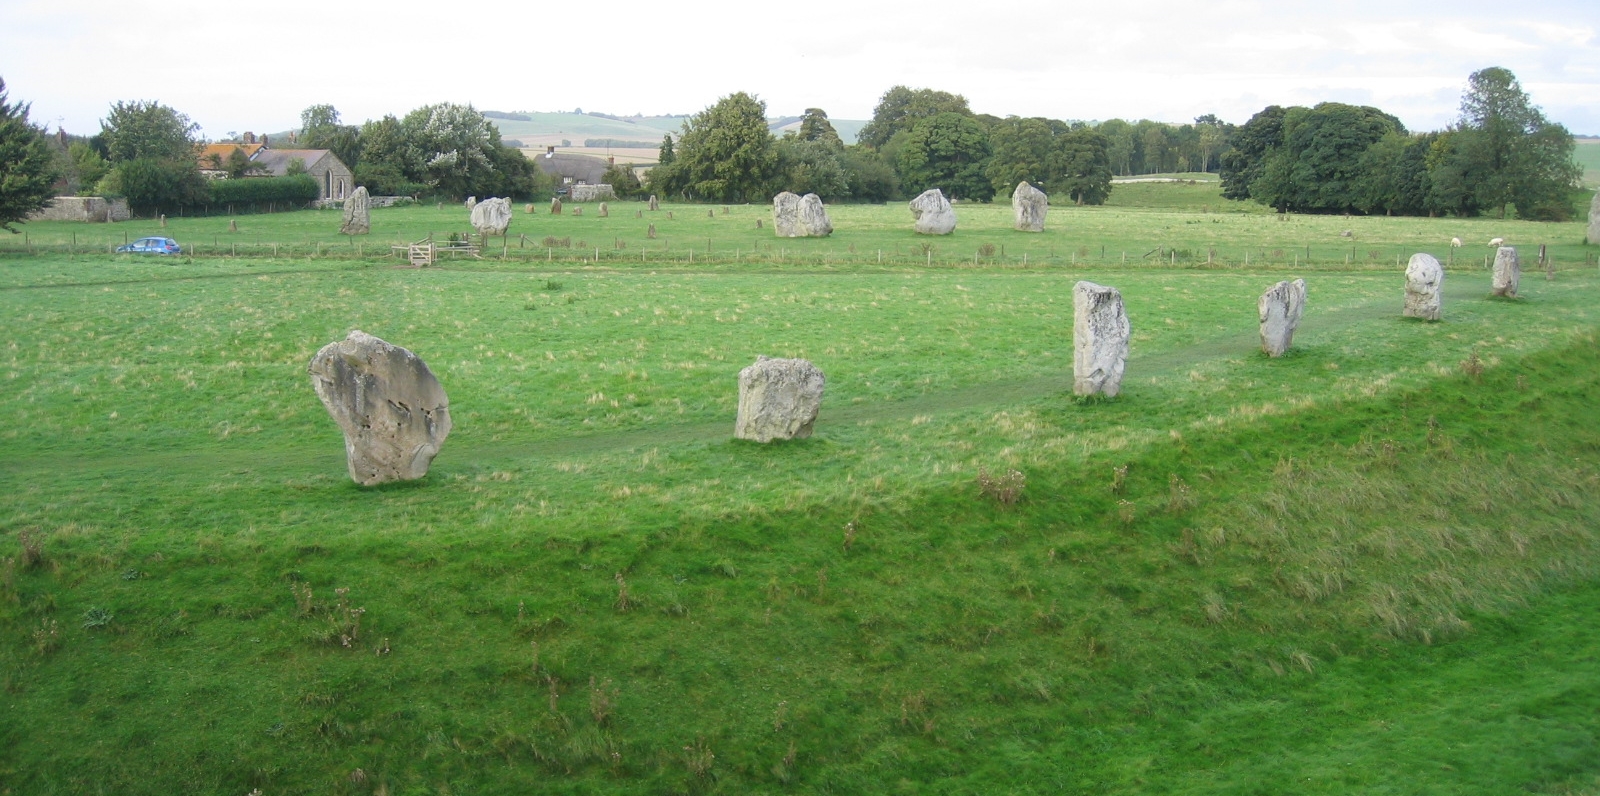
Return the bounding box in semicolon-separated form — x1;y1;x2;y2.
196;134;354;201
532;148;612;186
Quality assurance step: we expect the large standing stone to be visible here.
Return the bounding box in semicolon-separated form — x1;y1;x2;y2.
1073;282;1130;397
648;195;659;211
1258;278;1307;357
734;356;825;443
771;192;833;237
550;198;563;215
1012;181;1048;232
772;191;802;236
1404;253;1444;321
341;187;371;235
799;193;832;237
471;197;512;236
909;189;956;235
1491;246;1520;297
1587;192;1599;245
308;331;452;486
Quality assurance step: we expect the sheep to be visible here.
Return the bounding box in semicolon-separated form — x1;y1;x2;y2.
1488;237;1505;247
1450;237;1462;247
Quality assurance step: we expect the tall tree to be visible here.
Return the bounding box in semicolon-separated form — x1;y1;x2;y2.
858;86;971;150
0;78;60;232
1219;106;1287;201
897;112;993;201
99;100;199;163
1251;103;1403;213
797;108;843;148
298;104;362;169
1452;67;1579;220
399;103;501;198
655;92;777;203
985;117;1060;196
1051;126;1113;206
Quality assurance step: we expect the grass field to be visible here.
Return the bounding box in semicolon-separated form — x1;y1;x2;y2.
4;186;1600;794
1574;139;1600;189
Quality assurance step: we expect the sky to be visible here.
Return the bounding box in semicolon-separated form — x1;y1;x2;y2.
3;0;1597;139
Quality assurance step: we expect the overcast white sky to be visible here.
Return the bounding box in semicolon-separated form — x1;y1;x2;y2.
3;0;1597;139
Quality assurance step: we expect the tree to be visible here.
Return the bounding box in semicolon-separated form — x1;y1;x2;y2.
897;112;993;201
353;115;424;196
774;136;849;200
1051;126;1113;205
100;100;199;163
839;146;899;202
1251;103;1403;213
100;158;208;215
0;77;60;232
985;117;1060;196
797;108;843;148
858;86;971;150
601;160;644;199
298;104;362;170
656;92;777;203
399;103;501;198
1219;106;1287;201
657;133;675;166
1451;67;1579;220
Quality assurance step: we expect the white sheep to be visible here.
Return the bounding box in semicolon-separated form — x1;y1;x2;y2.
1488;237;1505;247
1450;237;1462;247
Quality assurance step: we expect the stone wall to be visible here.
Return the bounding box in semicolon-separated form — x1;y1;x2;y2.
314;196;417;210
27;197;131;223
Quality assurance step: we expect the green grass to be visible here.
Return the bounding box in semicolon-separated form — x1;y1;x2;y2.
1573;140;1600;189
4;192;1600;793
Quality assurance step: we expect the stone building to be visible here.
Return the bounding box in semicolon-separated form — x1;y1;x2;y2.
196;136;354;201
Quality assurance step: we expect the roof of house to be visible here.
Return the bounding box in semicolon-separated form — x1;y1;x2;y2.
249;149;339;177
533;152;611;184
196;143;267;168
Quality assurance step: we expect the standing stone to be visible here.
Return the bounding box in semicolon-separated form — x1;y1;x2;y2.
599;202;609;218
1012;181;1048;232
1073;281;1130;397
550;198;563;215
159;214;166;228
573;206;583;216
647;223;657;239
524;203;535;214
734;356;825;442
1491;246;1520;297
341;186;371;235
1258;278;1307;357
772;192;802;236
648;195;659;211
308;330;452;486
909;188;957;235
471;197;512;236
1587;192;1599;245
464;196;477;210
798;193;832;237
228;218;238;233
1404;253;1444;321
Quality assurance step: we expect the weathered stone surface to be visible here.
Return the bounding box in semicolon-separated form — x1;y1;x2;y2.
909;189;956;235
308;331;452;486
341;186;371;235
550;198;563;215
471;197;512;236
648;195;659;211
799;193;832;237
1587;192;1599;245
524;203;535;214
1073;281;1130;397
1012;181;1048;232
599;202;609;218
570;184;615;202
1258;278;1307;357
773;192;802;236
1491;246;1520;297
734;356;825;442
1404;253;1444;321
464;196;476;210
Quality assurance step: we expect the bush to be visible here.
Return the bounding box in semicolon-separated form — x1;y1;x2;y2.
204;175;319;212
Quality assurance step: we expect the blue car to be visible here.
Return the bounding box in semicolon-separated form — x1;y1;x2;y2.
117;236;182;255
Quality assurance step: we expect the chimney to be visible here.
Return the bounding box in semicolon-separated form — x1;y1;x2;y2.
244;131;255;144
546;145;556;155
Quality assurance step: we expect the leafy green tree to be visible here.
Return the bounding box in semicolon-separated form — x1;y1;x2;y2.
657;92;778;203
1219;106;1287;200
985;117;1061;196
897;112;993;201
601;160;644;199
1449;67;1579;220
1137;122;1170;174
298;104;362;170
774;136;849;200
100;100;199;163
839;146;899;202
858;86;971;150
797;108;843;148
101;158;208;215
68;141;109;189
657;134;675;166
1251;103;1403;213
0;77;60;232
1354;131;1434;216
1195;117;1228;174
1097;118;1136;176
1051;126;1113;206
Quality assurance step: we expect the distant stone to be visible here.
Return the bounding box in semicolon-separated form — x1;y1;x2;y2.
308;330;452;486
1258;278;1307;357
909;188;956;235
228;218;238;233
1588;192;1599;245
341;186;371;235
1073;281;1130;397
599;202;609;218
573;206;583;216
464;196;477;210
648;195;659;211
647;223;657;239
1404;253;1444;321
550;198;563;215
734;356;825;442
471;197;512;236
1491;246;1520;297
1340;229;1353;238
1012;181;1047;232
524;203;535;214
